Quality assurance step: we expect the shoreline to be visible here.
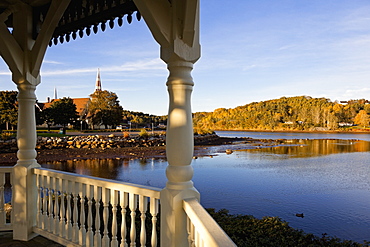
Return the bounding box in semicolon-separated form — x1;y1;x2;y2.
214;129;370;134
0;136;245;165
1;134;367;165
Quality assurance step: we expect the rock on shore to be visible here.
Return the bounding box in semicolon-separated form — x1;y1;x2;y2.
0;134;234;164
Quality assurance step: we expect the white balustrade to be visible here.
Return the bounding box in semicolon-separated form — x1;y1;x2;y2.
0;167;12;231
33;167;161;247
0;166;236;246
183;198;237;247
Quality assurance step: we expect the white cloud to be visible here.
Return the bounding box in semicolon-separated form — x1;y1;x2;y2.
44;60;64;65
343;88;370;98
41;58;165;76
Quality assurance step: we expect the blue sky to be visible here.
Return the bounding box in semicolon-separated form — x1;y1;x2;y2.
1;0;370;115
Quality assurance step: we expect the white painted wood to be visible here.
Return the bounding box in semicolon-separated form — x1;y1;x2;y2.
36;173;42;228
86;184;94;247
72;181;79;243
42;175;48;230
120;192;129;247
183;198;237;247
60;178;66;238
48;176;54;232
94;186;102;247
66;180;73;240
150;198;159;247
53;177;60;235
139;195;147;247
79;182;86;246
0;172;5;227
102;188;110;247
160;57;200;247
129;193;137;247
32;168;162;246
111;189;119;247
0;1;70;240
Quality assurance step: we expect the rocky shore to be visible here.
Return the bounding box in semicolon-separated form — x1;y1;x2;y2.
0;134;246;165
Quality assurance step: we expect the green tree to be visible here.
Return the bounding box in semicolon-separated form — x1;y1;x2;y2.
0;91;18;130
87;90;123;129
49;97;78;127
38;107;54;131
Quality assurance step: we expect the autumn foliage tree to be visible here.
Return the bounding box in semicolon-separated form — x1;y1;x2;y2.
86;90;123;129
0;91;18;130
354;110;370;127
193;96;370;131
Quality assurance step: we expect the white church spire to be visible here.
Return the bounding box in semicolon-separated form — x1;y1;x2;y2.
54;87;58;99
95;68;102;92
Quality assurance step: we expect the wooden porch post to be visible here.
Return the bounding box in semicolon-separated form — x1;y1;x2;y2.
160;56;200;247
0;1;70;240
133;0;201;245
12;80;40;241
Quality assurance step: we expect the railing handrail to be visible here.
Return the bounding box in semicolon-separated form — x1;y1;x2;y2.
0;166;13;173
33;167;161;198
183;198;237;247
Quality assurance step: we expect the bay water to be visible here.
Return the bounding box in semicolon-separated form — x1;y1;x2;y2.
43;131;370;242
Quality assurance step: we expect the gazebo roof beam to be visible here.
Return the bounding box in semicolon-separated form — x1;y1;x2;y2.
0;0;141;46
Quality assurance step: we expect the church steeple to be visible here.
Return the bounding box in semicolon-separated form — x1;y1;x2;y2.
54;87;58;99
95;68;102;92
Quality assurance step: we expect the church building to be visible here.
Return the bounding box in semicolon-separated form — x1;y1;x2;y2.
37;69;102;117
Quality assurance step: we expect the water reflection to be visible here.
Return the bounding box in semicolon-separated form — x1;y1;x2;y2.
43;158;168;187
42;139;370;242
245;139;370;158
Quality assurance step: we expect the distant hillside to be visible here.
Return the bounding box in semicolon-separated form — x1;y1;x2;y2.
193;96;370;131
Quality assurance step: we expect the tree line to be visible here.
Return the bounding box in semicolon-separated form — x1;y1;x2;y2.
0;90;167;130
193;96;370;131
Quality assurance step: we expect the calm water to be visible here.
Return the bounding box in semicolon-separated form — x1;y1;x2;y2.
216;130;370;141
43;131;370;243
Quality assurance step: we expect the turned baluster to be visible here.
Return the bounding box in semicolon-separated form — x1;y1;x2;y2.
72;181;79;242
120;192;129;247
139;195;147;247
94;186;102;247
53;177;60;235
111;189;119;247
86;184;94;246
129;193;137;247
36;174;43;228
66;180;73;240
48;176;54;232
60;178;66;238
102;188;110;247
150;198;159;247
79;183;86;246
42;175;48;229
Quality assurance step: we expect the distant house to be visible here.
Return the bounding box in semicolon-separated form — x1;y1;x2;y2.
38;97;90;117
338;122;353;127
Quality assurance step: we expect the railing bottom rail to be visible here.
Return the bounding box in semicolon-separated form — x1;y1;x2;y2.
33;227;80;247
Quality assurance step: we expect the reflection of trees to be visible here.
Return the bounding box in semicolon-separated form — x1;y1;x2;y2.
247;139;370;158
45;158;153;180
139;159;148;166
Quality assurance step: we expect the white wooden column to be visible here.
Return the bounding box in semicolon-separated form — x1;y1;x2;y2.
12;80;41;241
0;0;70;241
160;57;200;247
133;0;201;245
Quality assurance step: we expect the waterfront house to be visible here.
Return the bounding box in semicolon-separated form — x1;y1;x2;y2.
0;1;236;246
